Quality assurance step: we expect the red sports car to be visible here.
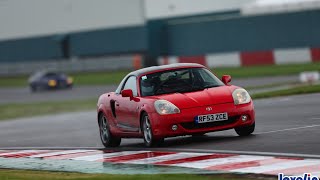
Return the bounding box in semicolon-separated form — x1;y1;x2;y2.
97;63;255;147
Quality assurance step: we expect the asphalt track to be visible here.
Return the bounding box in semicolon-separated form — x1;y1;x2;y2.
0;93;319;157
0;75;297;104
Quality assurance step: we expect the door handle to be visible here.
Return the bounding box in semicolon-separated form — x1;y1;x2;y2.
116;103;119;107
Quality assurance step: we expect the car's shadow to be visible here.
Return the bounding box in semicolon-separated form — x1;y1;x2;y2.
103;133;257;151
162;134;256;148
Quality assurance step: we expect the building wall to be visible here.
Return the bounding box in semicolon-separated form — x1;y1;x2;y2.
0;1;320;67
144;0;253;19
0;0;145;41
70;26;147;57
0;0;146;61
159;9;320;56
0;35;64;62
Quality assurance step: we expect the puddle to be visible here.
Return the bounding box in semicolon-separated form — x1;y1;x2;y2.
0;157;215;174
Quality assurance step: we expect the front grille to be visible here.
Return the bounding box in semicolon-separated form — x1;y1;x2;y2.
180;116;240;130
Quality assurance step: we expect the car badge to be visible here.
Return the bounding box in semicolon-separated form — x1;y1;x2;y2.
206;107;212;111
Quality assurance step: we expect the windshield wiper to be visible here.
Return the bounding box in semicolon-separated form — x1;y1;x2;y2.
203;85;221;89
172;87;204;93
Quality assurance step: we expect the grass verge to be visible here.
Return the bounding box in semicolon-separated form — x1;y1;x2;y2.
251;84;320;99
0;169;269;180
0;62;319;87
0;84;319;121
0;99;96;121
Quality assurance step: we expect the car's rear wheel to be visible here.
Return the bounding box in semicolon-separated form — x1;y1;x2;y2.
99;113;121;147
235;123;255;136
142;113;164;147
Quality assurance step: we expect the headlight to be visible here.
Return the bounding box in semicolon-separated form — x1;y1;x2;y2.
67;77;73;84
154;100;180;115
48;80;57;87
232;88;251;105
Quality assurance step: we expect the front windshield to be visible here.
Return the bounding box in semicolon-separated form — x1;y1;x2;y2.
140;68;224;97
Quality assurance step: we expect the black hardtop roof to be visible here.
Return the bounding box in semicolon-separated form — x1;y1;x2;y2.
129;63;205;77
115;63;206;94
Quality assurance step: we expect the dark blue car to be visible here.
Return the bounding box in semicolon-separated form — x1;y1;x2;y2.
28;71;73;92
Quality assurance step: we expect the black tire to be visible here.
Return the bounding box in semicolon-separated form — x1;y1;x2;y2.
141;113;164;147
98;113;121;147
235;123;255;136
30;84;43;92
192;133;206;137
30;86;37;92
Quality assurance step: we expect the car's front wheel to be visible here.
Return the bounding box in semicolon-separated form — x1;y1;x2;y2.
30;84;42;92
235;123;255;136
99;113;121;147
30;85;37;92
142;113;164;147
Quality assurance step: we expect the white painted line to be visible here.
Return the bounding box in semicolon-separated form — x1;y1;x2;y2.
0;150;11;153
310;117;320;120
157;57;165;65
252;97;292;106
278;97;293;102
308;171;320;177
2;148;320;159
160;148;320;159
255;124;320;135
168;56;178;64
206;52;241;68
71;151;149;162
274;48;311;64
126;152;210;164
0;150;44;156
174;155;270;169
231;160;320;174
28;150;95;158
157;56;178;65
0;147;101;150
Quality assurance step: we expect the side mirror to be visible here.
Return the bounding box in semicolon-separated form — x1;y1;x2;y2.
222;75;231;85
121;89;140;102
121;89;133;98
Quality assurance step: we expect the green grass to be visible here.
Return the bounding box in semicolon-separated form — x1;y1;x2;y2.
252;83;320;99
70;71;129;86
0;99;96;121
0;76;27;87
0;62;319;87
0;169;267;180
0;84;320;121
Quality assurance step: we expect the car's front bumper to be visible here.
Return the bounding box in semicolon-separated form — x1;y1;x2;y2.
149;101;255;138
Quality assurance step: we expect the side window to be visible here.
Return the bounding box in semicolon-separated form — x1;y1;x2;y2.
122;76;138;96
198;70;210;82
180;70;189;80
45;73;57;78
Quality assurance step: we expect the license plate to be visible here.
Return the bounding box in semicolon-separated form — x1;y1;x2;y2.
195;113;228;124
